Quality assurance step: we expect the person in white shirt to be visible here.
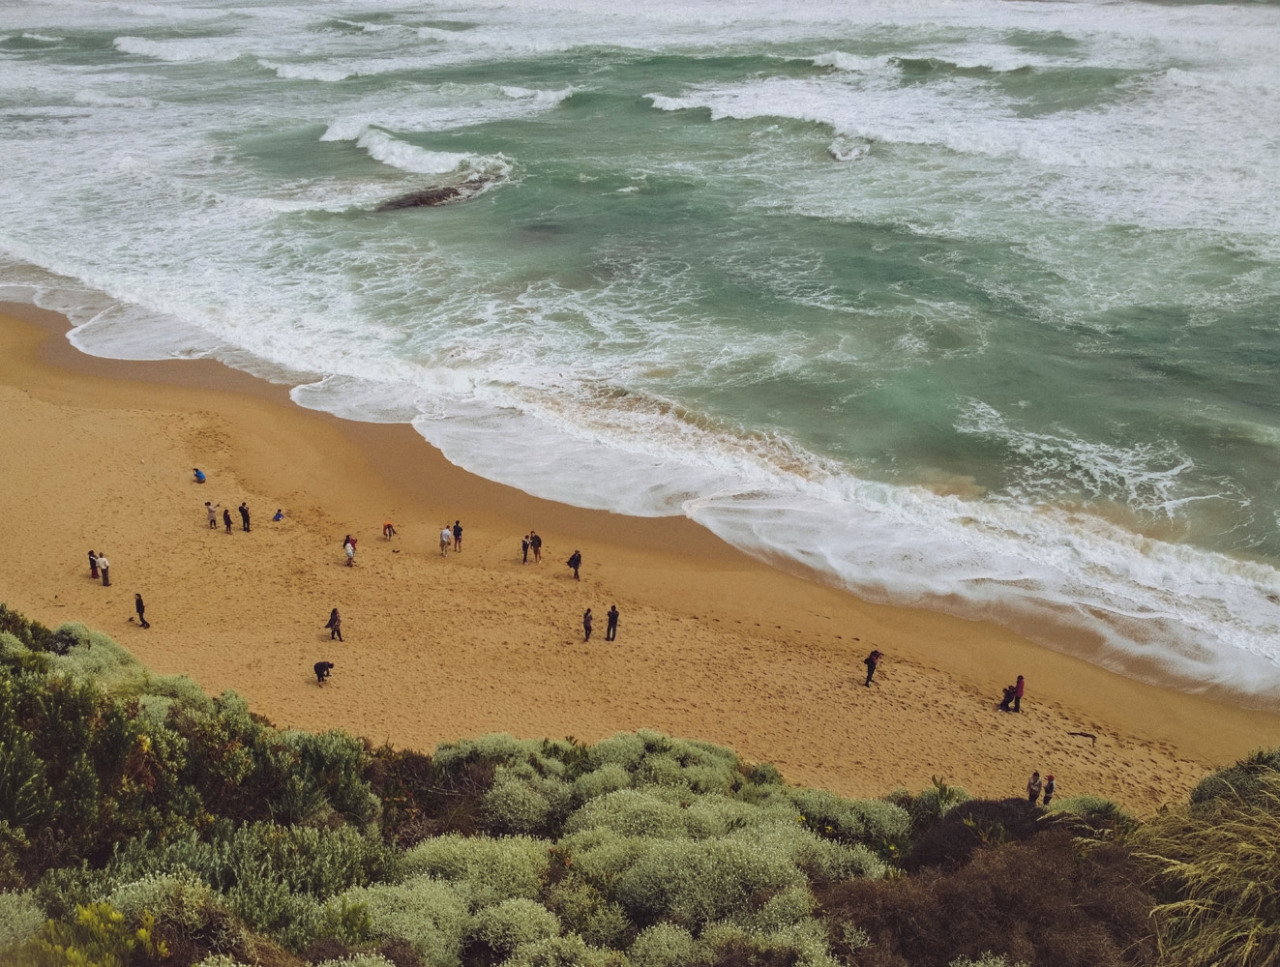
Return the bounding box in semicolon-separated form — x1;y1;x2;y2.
440;526;453;556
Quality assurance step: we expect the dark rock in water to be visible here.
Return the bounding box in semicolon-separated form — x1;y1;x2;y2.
377;186;464;211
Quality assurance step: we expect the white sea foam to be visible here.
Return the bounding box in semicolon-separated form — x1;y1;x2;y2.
113;35;244;63
21;32;63;42
258;59;354;82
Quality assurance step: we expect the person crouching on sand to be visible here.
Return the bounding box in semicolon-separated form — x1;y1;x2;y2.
314;661;334;684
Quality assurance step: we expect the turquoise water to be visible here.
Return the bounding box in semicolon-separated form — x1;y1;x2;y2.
2;0;1279;702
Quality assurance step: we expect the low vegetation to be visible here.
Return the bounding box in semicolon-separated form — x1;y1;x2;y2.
0;602;1277;967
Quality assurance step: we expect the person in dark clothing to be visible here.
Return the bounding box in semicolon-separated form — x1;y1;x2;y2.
223;508;232;533
239;502;250;532
531;531;542;563
453;520;463;552
314;661;334;684
1043;774;1056;806
606;605;619;641
999;684;1016;712
522;534;530;564
567;550;582;580
1013;675;1026;713
583;608;593;642
89;550;99;580
134;593;150;629
325;608;343;642
863;649;883;687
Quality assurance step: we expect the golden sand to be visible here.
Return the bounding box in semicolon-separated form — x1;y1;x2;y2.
2;302;1277;812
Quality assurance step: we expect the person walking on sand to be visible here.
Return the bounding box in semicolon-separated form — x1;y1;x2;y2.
314;660;334;684
206;502;219;529
223;508;232;533
566;549;582;580
88;550;99;580
134;593;150;629
531;530;542;563
239;502;251;532
1027;771;1043;805
1042;774;1056;806
606;605;619;641
344;537;356;567
522;534;530;564
440;525;452;556
583;608;593;642
863;649;883;687
383;520;396;539
325;608;343;642
1014;675;1026;713
97;552;111;587
453;520;463;552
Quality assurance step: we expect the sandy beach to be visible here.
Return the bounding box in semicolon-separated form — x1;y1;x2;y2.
2;301;1278;813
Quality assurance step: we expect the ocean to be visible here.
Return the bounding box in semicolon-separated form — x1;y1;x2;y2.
2;0;1279;705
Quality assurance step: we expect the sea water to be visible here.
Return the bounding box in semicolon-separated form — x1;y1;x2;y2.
2;0;1279;704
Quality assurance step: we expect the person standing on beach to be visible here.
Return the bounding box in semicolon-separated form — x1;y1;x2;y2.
606;605;619;641
239;502;251;532
1014;675;1026;713
1042;774;1056;806
453;520;463;552
863;649;883;687
97;552;111;587
1027;771;1043;805
345;537;356;567
383;520;396;540
531;531;542;563
325;608;343;641
88;550;99;580
314;660;334;684
566;549;582;580
522;534;530;564
206;502;219;529
440;525;452;557
223;508;232;533
134;593;150;629
583;608;593;642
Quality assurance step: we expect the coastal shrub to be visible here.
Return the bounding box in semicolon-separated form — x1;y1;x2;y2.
612;837;806;929
341;875;469;965
572;764;633;802
6;900;171;967
368;746;495;845
698;919;840;967
789;790;911;851
729;823;885;884
501;933;629;967
628;923;697;967
556;830;651;890
905;778;972;834
1135;769;1280;967
816;829;1155;967
314;956;398;967
1188;747;1280;810
564;789;696;840
546;878;631;949
482;772;571;837
0;890;46;951
1045;795;1136;838
901;799;1050;873
466;897;561;959
949;955;1028;967
401;835;549;909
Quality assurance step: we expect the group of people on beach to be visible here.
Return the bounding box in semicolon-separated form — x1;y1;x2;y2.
204;500;252;534
998;675;1027;713
439;521;463;556
521;531;543;563
582;605;620;642
1027;770;1056;805
86;550;148;629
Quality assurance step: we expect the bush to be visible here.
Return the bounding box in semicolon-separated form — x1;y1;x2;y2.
0;890;46;951
342;875;469;965
501;933;628;966
1135;769;1280;967
1188;748;1280;811
466;897;561;958
628;923;697;967
400;835;549;910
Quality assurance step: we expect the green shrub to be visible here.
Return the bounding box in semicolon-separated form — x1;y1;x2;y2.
950;954;1029;967
342;874;469;965
1045;795;1136;837
401;834;549;910
467;897;560;955
628;922;697;967
613;838;806;929
546;878;631;949
6;900;170;967
0;890;46;951
572;765;632;802
564;789;696;840
1135;769;1280;967
484;777;555;836
1188;748;1280;810
313;956;398;967
501;933;629;966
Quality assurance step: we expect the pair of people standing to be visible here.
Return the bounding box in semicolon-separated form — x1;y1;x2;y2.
1027;771;1056;805
88;550;111;587
523;531;542;563
582;605;620;641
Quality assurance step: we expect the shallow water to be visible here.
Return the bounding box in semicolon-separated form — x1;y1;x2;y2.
2;0;1279;702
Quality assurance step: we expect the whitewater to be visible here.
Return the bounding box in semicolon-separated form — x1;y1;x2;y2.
2;0;1279;704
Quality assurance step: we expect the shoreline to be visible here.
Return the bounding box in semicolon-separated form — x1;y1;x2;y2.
2;299;1278;811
